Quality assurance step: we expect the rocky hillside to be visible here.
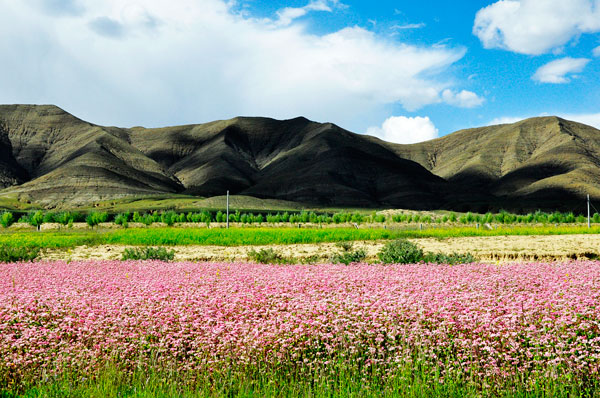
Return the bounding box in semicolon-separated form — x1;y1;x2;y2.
0;104;598;211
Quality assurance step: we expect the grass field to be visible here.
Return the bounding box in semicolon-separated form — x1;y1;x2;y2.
1;225;600;250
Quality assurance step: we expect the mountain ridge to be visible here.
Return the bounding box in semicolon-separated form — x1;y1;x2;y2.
0;104;598;211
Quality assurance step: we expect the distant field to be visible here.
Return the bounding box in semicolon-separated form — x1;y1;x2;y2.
85;194;319;213
2;225;600;250
0;193;358;213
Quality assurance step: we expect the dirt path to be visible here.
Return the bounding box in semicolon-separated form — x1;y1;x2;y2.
40;234;600;263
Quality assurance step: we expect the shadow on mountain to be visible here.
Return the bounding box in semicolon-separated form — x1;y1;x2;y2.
1;105;600;212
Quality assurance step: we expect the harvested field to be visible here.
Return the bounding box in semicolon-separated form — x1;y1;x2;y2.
40;234;600;263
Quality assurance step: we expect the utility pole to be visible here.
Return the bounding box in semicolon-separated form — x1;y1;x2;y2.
226;190;230;229
588;194;591;229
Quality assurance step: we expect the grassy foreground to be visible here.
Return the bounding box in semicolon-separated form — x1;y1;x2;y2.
2;225;600;249
3;261;600;397
4;363;594;398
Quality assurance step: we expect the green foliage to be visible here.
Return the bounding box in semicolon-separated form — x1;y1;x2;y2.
121;247;175;261
247;248;289;264
0;245;40;262
25;211;45;229
378;239;424;264
330;242;366;265
43;212;56;223
0;211;14;228
3;225;600;252
423;252;476;265
133;212;154;226
114;212;130;228
160;211;177;226
372;214;386;223
378;239;475;265
6;357;599;398
55;212;78;226
2;208;599;232
186;211;212;224
86;212;108;229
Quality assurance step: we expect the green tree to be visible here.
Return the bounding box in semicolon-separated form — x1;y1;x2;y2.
0;212;14;228
28;211;45;231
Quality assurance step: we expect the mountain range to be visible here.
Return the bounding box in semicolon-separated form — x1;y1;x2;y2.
1;104;598;212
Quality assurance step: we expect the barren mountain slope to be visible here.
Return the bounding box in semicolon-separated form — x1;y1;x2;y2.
1;105;599;211
131;117;447;208
385;117;600;211
0;105;182;205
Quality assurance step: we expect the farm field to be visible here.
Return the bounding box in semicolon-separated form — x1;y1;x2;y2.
3;225;600;250
1;260;599;397
39;234;600;263
3;212;600;396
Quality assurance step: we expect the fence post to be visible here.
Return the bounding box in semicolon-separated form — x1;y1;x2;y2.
588;194;591;229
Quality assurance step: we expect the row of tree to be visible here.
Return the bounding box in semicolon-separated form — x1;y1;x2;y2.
0;209;598;229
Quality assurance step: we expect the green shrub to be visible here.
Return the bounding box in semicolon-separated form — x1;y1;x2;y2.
549;211;563;223
133;212;154;226
160;211;177;226
86;212;108;229
330;242;367;265
423;252;476;265
56;212;76;227
372;214;386;223
0;245;40;262
0;212;14;228
247;248;290;264
114;213;130;228
121;247;175;261
378;239;424;264
43;212;56;223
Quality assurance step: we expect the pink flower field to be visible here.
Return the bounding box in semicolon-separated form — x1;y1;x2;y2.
1;260;600;388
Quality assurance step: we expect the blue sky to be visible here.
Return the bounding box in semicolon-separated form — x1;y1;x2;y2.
0;0;599;143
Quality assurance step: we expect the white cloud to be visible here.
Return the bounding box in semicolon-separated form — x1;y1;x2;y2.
489;116;524;125
474;0;600;55
441;89;484;108
274;0;335;27
593;46;600;57
89;16;125;38
366;116;439;144
392;23;426;30
0;0;478;131
560;113;600;129
532;57;590;83
33;0;84;16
